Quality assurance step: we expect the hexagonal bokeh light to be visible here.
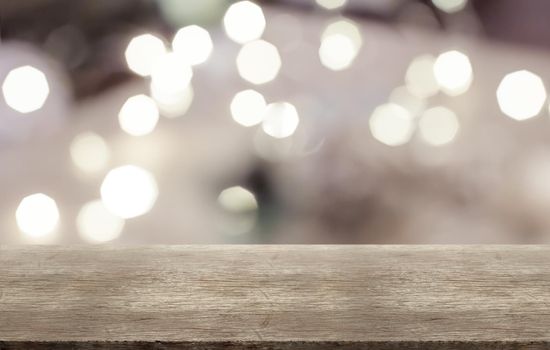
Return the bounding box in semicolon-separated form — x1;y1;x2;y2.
2;65;50;114
369;103;414;146
433;50;473;96
231;89;267;127
236;40;281;85
16;193;59;238
261;102;300;139
497;70;547;121
125;33;166;77
223;1;266;44
172;25;213;66
100;165;159;219
405;55;439;99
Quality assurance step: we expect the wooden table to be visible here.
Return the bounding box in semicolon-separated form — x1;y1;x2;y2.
1;245;549;349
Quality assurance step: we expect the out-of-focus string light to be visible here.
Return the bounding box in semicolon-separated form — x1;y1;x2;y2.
2;65;50;114
100;165;159;219
389;86;426;116
218;186;258;212
118;94;160;136
16;193;59;238
152;84;194;118
218;186;258;235
77;199;124;243
124;34;166;77
497;70;547;121
223;1;266;44
369;103;414;146
321;19;362;53
150;51;194;118
172;25;213;66
236;40;281;85
316;0;347;10
262;102;300;139
405;54;439;98
433;50;473;96
70;132;110;173
151;52;193;95
319;34;357;71
418;106;459;146
432;0;467;13
230;89;267;127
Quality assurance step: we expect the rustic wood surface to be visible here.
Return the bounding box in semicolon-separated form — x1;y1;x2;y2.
1;245;550;349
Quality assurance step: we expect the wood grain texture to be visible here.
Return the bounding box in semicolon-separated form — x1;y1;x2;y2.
1;245;550;349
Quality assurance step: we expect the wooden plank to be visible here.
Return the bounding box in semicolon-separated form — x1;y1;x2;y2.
1;245;550;349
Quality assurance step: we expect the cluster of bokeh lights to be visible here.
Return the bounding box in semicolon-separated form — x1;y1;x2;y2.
6;0;550;241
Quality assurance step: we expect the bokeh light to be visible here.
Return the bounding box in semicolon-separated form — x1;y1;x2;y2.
151;52;193;95
118;94;160;136
319;34;357;71
369;103;414;146
418;106;459;146
16;193;59;238
230;89;267;127
124;33;166;77
262;102;300;138
2;65;50;114
432;0;468;13
433;50;473;96
77;199;125;243
236;40;281;85
218;186;258;212
218;186;258;235
316;0;347;10
70;132;110;173
223;1;266;44
321;19;362;52
389;86;426;116
152;84;194;118
100;165;159;219
496;70;547;121
405;54;439;98
172;25;213;66
150;51;194;118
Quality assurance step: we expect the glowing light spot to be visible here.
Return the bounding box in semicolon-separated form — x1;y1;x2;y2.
77;200;124;243
497;70;546;121
151;52;193;96
321;19;362;51
418;106;459;146
432;0;467;13
369;103;414;146
316;0;347;10
118;94;159;136
262;102;299;139
218;186;258;235
389;86;426;116
230;89;266;127
151;84;194;118
218;186;258;212
2;65;49;113
172;25;213;65
433;50;473;96
236;40;281;85
223;1;266;44
124;34;166;77
100;165;158;219
16;193;59;238
319;34;357;71
405;54;439;98
70;132;110;173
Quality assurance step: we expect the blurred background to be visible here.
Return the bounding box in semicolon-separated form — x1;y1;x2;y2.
2;0;550;244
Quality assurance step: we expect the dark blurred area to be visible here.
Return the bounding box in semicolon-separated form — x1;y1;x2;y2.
2;0;550;244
